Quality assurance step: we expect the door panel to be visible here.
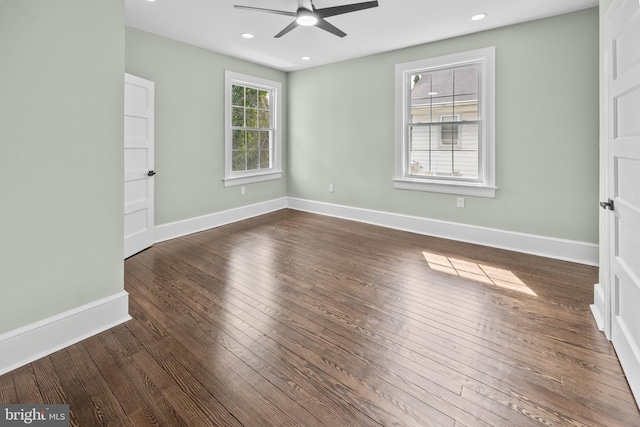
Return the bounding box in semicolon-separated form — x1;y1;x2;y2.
615;86;640;137
606;0;640;408
124;73;155;259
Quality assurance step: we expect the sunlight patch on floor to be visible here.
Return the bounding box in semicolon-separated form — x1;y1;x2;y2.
422;251;537;297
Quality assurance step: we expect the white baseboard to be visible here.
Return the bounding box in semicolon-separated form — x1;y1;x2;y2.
286;198;599;266
590;283;605;331
154;197;288;243
153;197;598;265
0;291;131;376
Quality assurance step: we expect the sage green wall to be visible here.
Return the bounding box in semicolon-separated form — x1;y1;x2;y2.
288;8;599;243
125;28;288;226
0;0;125;334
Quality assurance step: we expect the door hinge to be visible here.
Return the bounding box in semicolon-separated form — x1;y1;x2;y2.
600;198;614;211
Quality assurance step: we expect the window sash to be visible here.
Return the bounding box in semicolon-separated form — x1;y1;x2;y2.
394;47;496;198
224;71;282;187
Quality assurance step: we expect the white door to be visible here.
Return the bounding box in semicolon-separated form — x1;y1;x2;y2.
124;73;155;259
604;0;640;406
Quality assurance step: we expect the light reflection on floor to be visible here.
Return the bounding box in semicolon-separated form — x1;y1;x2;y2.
422;251;537;297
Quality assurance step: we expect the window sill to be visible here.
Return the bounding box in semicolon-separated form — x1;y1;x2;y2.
393;178;497;198
223;170;282;187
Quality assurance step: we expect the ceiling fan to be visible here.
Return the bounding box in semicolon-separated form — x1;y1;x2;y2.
234;0;379;38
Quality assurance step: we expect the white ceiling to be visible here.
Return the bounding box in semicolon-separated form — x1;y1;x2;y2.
125;0;598;72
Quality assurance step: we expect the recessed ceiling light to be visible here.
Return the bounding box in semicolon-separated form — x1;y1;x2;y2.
427;92;438;96
471;13;487;21
302;56;311;61
146;0;156;2
241;33;255;39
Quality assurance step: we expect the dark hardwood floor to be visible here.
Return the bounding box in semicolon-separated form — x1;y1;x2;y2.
1;209;639;426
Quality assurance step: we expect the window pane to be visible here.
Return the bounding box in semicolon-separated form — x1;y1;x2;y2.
258;90;270;109
259;131;270;150
247;131;259;150
458;101;479;122
441;123;459;146
409;151;430;175
460;123;479;151
232;130;245;150
454;149;479;179
246;88;257;108
409;125;432;152
246;108;258;127
433;96;455;120
232;107;244;127
431;151;454;176
454;65;478;97
232;150;245;171
260;149;270;168
410;73;433;123
455;123;479;179
232;85;245;106
409;125;433;176
247;149;259;170
454;65;479;121
258;109;270;128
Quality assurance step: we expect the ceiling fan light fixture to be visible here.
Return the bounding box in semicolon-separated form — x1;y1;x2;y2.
296;9;318;26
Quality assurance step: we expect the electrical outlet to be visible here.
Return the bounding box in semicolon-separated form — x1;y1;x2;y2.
241;186;246;195
329;184;334;193
457;197;465;208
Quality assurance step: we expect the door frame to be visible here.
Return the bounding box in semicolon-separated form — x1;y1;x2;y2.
599;0;640;407
124;73;155;258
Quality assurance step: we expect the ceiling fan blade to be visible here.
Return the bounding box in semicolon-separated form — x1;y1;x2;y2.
315;18;347;38
274;20;300;38
315;1;378;19
234;5;296;17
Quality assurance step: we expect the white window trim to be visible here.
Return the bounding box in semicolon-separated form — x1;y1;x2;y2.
224;71;283;187
394;47;497;198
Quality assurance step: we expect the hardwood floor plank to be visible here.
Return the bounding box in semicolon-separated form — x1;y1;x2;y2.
30;357;69;406
11;365;43;403
0;372;17;403
49;347;130;426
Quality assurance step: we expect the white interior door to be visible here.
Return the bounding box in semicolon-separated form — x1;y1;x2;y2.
124;73;155;259
604;0;640;406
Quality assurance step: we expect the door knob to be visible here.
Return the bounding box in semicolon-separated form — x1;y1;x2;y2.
600;198;614;211
147;170;156;177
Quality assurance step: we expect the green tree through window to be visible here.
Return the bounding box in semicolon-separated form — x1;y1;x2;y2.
231;84;271;172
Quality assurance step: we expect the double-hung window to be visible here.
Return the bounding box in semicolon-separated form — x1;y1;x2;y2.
394;47;496;197
224;71;282;187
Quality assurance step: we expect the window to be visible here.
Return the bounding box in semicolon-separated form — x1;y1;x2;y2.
394;47;496;197
224;71;282;187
